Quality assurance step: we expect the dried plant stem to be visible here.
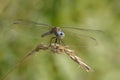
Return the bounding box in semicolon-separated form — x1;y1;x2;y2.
50;44;93;72
0;44;46;80
65;50;92;72
1;43;92;80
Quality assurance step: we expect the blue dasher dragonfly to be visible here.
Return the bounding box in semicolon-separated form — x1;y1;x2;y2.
13;19;102;47
0;19;103;80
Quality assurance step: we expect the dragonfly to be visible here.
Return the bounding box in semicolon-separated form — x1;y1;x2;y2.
13;19;102;47
0;19;103;80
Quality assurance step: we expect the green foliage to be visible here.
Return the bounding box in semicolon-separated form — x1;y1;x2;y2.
0;0;120;80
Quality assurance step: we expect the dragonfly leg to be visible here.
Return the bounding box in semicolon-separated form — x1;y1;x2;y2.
50;37;56;45
55;38;63;45
55;39;65;45
55;38;58;44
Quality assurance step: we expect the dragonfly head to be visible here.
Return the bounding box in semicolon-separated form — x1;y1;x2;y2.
55;31;65;39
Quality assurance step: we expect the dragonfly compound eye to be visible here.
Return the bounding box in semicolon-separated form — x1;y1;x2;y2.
55;31;65;39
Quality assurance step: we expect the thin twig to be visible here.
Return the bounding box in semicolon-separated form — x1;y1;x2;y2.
49;43;93;72
1;43;92;80
0;43;47;80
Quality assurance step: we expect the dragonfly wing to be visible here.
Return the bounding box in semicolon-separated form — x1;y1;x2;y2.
63;28;100;48
13;19;52;28
62;26;103;33
12;19;53;41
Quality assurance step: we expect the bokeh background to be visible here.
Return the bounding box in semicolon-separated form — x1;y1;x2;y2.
0;0;120;80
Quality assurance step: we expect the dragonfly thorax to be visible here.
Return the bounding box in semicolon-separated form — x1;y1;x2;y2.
50;27;64;39
41;27;65;39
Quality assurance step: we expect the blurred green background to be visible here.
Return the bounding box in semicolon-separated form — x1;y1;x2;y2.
0;0;120;80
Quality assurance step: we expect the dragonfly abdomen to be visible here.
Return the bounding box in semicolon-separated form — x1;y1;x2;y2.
41;31;52;37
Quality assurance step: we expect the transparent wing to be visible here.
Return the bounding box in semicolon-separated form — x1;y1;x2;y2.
13;19;102;47
62;27;102;48
13;19;52;27
62;26;103;33
12;19;53;41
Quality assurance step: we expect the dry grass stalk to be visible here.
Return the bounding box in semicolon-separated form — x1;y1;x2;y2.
31;43;93;72
1;43;92;80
